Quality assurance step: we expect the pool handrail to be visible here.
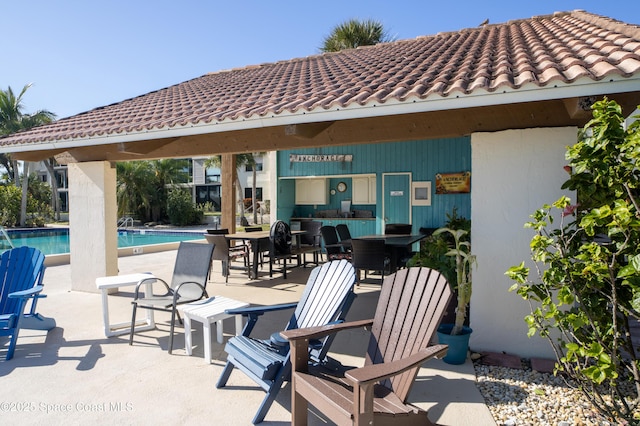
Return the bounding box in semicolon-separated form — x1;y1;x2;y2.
0;225;15;250
117;217;134;228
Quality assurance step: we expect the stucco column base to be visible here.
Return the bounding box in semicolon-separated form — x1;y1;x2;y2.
68;161;118;293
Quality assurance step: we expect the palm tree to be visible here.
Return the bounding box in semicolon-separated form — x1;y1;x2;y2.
0;84;56;226
42;158;62;221
150;159;190;222
116;161;155;221
320;19;394;52
116;159;190;223
205;153;265;224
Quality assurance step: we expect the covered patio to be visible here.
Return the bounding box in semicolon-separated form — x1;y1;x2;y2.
1;9;640;361
0;249;494;425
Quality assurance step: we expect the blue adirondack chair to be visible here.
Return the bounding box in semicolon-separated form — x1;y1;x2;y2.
216;259;357;424
0;246;49;360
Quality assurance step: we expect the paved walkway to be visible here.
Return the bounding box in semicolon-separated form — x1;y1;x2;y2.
0;248;496;425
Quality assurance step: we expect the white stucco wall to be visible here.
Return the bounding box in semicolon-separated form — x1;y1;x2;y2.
470;127;576;359
68;161;118;293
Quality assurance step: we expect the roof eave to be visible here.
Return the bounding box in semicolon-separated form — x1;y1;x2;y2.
3;75;639;155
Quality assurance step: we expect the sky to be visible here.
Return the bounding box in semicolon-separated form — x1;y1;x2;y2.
3;1;639;120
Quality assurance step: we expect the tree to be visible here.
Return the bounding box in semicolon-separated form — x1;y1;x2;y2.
0;84;56;226
42;158;62;221
507;99;640;422
205;153;265;224
320;19;394;53
0;85;56;182
116;161;154;221
150;159;190;222
116;159;190;224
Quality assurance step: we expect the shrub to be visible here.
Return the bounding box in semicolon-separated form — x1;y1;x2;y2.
407;208;470;284
507;99;640;422
0;183;52;227
166;189;202;226
0;185;21;226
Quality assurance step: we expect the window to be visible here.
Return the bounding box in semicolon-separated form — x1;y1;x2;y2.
244;187;263;201
55;169;68;189
245;162;263;172
205;168;220;183
175;159;192;184
195;185;221;211
58;192;69;212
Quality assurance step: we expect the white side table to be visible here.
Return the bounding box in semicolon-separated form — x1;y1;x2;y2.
180;296;249;363
96;273;156;337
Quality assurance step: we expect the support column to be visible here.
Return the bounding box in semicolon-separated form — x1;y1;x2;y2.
68;161;118;293
221;154;236;233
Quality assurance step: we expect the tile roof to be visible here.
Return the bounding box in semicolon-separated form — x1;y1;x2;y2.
2;10;639;148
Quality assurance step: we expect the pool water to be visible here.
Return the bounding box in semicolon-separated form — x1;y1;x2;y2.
1;228;204;255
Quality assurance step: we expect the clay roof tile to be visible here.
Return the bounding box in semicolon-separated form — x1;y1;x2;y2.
2;10;639;147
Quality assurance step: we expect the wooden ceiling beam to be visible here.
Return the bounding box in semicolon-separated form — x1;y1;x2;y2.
117;138;176;155
284;121;334;139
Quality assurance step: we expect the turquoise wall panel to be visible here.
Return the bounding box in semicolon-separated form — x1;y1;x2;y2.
278;137;471;232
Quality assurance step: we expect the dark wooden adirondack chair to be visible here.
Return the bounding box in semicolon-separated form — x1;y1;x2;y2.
216;259;357;424
282;267;452;426
0;246;48;360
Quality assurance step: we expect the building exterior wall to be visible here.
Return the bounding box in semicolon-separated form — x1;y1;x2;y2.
276;137;472;235
470;127;576;358
191;155;271;212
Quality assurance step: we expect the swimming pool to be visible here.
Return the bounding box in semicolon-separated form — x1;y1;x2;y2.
1;228;204;255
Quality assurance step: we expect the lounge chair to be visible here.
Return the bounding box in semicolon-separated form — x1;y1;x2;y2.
216;259;357;424
0;246;50;360
283;267;452;425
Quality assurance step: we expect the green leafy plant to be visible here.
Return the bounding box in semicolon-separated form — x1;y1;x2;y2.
0;181;53;227
408;208;473;335
506;99;640;422
166;189;203;226
434;227;475;335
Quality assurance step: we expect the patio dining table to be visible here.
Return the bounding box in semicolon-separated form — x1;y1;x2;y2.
225;230;306;279
357;234;428;272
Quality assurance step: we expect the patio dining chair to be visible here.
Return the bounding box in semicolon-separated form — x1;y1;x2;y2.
350;238;390;284
204;233;249;283
320;225;351;261
384;223;414;268
129;241;214;353
268;220;293;278
335;223;352;250
296;220;323;267
384;223;413;235
245;226;268;269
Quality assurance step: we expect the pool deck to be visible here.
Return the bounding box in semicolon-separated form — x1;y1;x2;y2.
0;243;495;425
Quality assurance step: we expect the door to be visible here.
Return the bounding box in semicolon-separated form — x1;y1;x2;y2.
382;173;411;230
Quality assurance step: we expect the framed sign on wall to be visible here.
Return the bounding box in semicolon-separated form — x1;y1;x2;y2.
411;181;432;206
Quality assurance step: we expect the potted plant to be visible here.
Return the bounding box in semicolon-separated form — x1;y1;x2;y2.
407;209;474;364
434;226;476;364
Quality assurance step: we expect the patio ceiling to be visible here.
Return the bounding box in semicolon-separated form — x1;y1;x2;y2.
2;10;640;163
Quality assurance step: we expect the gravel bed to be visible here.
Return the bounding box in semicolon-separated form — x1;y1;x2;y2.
473;362;613;425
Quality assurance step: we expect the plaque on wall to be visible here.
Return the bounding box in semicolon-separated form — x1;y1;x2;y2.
435;172;471;194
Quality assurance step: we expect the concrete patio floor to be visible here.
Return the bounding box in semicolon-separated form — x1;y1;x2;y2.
0;246;496;425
